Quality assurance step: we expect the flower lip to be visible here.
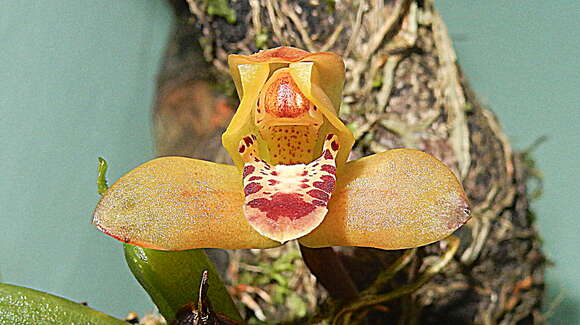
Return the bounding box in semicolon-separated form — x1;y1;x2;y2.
240;134;340;243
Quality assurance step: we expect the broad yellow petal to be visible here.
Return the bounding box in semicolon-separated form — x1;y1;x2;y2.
92;157;279;250
299;149;470;250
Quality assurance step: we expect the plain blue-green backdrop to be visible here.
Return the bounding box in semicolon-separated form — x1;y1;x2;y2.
0;0;171;319
1;1;577;324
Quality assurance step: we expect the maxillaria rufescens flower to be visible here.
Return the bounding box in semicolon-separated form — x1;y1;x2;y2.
92;47;470;251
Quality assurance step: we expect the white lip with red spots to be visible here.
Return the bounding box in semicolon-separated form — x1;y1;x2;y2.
239;134;339;243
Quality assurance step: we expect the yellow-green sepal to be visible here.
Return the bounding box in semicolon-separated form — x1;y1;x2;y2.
222;62;270;170
289;61;354;169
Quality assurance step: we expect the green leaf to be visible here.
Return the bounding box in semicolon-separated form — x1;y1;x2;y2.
0;283;125;325
255;30;269;49
207;0;237;24
124;244;241;323
286;293;307;318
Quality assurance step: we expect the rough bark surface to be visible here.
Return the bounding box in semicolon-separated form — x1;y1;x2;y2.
154;1;546;324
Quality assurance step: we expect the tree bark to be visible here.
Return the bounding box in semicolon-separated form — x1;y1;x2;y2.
153;1;546;324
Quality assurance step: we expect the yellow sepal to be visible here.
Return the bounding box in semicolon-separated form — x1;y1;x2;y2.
299;149;470;250
92;157;280;250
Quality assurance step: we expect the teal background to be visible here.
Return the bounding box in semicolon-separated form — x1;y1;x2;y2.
0;0;171;319
0;0;577;323
438;2;579;324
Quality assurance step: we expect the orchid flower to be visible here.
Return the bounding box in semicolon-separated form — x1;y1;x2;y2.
92;47;470;252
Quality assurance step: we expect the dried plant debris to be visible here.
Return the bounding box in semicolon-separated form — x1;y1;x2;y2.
226;242;324;324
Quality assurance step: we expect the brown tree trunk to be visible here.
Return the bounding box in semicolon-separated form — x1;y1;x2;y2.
153;1;546;324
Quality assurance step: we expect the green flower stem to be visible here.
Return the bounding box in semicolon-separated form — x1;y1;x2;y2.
124;244;241;323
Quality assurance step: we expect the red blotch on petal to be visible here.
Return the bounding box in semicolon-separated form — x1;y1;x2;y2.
321;164;336;175
323;149;333;160
243;136;253;146
247;193;316;221
314;175;336;193
244;182;263;195
308;189;330;201
243;165;255;178
331;140;339;151
312;200;327;207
